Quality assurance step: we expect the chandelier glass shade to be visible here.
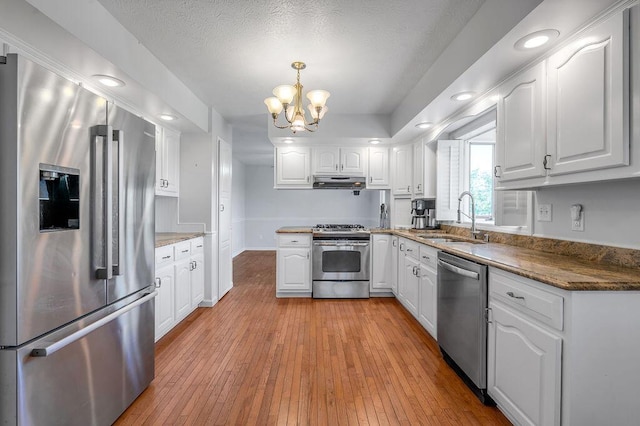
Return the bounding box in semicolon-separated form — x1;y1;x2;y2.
264;62;330;133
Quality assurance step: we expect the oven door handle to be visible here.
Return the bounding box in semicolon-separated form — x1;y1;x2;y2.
313;242;370;247
438;259;479;280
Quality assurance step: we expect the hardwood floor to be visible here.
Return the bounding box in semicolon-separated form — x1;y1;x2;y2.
115;251;510;425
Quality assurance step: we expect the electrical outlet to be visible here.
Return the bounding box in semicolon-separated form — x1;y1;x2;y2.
537;204;552;222
572;216;584;231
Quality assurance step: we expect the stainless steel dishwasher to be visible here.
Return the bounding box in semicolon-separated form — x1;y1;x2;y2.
437;251;492;404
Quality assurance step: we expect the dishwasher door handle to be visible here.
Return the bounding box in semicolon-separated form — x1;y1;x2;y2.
438;259;480;280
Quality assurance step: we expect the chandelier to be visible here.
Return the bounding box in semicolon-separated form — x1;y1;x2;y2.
264;61;330;133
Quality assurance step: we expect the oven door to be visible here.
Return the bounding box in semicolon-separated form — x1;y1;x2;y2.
312;240;370;281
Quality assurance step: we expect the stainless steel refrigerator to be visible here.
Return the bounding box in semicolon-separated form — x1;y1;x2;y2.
0;54;157;425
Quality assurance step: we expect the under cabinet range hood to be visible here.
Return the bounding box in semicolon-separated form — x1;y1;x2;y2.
313;176;366;190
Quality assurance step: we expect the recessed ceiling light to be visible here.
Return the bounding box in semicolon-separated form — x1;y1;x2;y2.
514;29;560;51
415;122;433;129
283;138;294;144
92;74;125;88
159;114;177;121
369;139;380;145
451;91;475;102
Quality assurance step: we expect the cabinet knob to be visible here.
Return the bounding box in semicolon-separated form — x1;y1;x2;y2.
335;164;338;171
406;248;413;252
422;255;430;261
370;176;373;183
407;185;410;192
494;166;502;178
155;277;162;288
220;204;225;212
543;155;552;170
307;176;310;183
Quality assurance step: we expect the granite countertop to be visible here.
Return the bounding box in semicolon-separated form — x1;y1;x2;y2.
276;227;313;233
391;230;640;291
156;232;205;248
274;226;640;290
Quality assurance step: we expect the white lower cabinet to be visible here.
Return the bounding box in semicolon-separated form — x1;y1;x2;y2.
417;245;438;339
276;234;311;297
154;263;175;341
488;268;562;426
154;236;205;342
488;301;562;426
398;239;420;316
371;234;393;294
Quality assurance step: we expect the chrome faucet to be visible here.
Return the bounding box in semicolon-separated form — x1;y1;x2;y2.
457;191;480;239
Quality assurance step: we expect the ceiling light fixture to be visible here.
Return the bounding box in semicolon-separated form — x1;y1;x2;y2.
451;91;475;101
369;139;380;145
159;114;177;121
415;122;433;129
93;74;125;88
514;29;560;51
264;61;330;134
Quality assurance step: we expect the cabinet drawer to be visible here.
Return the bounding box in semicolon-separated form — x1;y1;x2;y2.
191;237;204;254
174;241;192;261
490;269;564;331
278;234;311;247
155;245;174;267
419;245;438;269
404;240;420;261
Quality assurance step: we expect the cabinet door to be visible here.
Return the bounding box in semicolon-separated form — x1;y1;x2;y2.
496;62;546;182
174;258;192;322
155;264;175;341
341;147;366;176
488;301;562;426
392;145;413;195
418;263;437;339
547;11;629;176
163;127;180;195
191;252;205;307
371;235;392;290
155;127;165;195
367;147;390;188
413;142;424;195
277;247;311;291
313;146;340;175
276;146;312;187
402;256;420;316
390;236;399;295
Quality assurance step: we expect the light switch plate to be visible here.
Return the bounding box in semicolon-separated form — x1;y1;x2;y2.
572;216;584;231
537;204;552;222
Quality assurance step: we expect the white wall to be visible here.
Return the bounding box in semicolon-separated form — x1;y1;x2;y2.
534;180;640;249
244;165;381;249
232;158;246;256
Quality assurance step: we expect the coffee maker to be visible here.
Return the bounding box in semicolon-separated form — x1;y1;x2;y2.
411;198;437;229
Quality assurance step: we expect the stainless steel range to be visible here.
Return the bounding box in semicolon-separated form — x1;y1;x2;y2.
312;224;370;298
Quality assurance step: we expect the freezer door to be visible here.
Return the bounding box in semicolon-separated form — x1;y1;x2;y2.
0;54;108;346
106;106;156;304
0;290;155;426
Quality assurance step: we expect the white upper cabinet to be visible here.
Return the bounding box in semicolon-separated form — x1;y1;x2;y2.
275;146;312;188
496;61;547;183
546;10;629;176
155;126;180;197
367;146;390;188
413;142;424;195
392;145;413;196
312;146;366;176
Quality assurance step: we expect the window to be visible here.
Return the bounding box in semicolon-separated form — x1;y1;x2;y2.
436;108;532;233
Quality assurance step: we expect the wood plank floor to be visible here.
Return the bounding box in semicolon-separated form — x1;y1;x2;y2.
115;250;511;425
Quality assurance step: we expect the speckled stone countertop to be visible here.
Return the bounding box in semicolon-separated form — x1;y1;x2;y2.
276;227;313;233
156;232;205;248
390;230;640;291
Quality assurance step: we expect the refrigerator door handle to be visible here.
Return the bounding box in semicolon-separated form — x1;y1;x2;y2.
112;129;124;276
92;125;114;280
31;291;158;357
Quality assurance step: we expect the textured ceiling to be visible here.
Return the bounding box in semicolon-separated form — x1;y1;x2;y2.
97;0;484;122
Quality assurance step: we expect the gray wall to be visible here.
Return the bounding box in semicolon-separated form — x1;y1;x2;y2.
243;165;381;250
534;179;640;249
